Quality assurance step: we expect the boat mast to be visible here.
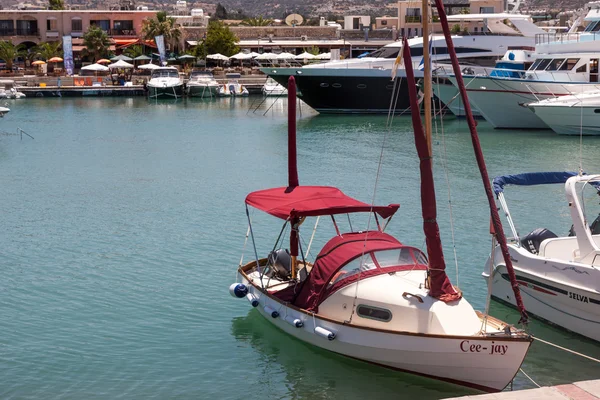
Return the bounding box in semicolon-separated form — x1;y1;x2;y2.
432;0;529;324
287;76;300;280
423;0;432;154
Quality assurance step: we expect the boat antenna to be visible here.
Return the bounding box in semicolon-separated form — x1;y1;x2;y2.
432;0;529;325
286;76;300;280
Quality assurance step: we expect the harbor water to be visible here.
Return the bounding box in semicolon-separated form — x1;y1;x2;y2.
1;97;599;399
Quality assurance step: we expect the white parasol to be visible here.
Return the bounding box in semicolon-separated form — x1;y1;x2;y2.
206;53;230;61
81;63;109;72
108;59;134;69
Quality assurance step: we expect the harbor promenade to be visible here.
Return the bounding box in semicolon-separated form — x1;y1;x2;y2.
444;380;600;400
8;75;269;96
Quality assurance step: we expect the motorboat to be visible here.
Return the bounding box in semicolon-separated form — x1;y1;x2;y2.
484;172;600;342
0;106;9;117
147;67;184;99
186;70;220;98
230;3;532;387
527;91;600;135
447;3;600;128
433;49;535;117
0;80;26;99
261;13;540;114
218;73;249;97
262;77;287;96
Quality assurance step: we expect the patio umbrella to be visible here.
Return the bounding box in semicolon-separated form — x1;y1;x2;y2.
230;52;253;60
138;63;160;70
134;55;152;61
295;52;316;60
254;53;278;61
316;52;331;60
206;53;229;61
48;56;63;62
249;52;260;58
97;59;111;64
276;52;296;60
108;59;134;69
178;54;196;61
32;60;46;65
110;54;133;62
81;63;109;71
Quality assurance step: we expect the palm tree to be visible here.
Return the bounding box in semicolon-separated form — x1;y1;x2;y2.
123;44;144;58
241;16;273;26
0;42;26;70
82;25;110;61
34;41;62;61
142;11;182;53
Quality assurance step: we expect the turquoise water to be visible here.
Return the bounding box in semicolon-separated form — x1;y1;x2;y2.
0;97;599;399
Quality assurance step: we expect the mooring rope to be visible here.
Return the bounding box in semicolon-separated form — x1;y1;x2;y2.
533;336;600;364
519;368;542;388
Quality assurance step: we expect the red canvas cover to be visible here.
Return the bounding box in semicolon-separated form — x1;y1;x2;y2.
292;231;405;312
245;186;399;220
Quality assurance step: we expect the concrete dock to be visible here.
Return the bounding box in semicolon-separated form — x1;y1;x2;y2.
444;380;600;400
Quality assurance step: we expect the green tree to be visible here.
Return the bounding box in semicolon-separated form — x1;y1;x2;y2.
0;42;26;70
123;44;144;58
142;11;182;52
215;3;228;19
242;16;273;26
83;25;110;61
304;45;320;56
34;41;62;61
48;0;65;10
202;20;239;57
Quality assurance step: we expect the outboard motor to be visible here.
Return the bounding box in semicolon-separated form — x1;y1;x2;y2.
520;228;557;254
267;249;292;280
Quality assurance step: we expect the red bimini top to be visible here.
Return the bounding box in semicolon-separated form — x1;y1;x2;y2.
288;230;427;312
245;186;399;220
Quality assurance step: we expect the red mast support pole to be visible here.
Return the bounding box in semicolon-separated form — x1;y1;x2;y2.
402;38;461;302
432;0;528;324
287;76;300;278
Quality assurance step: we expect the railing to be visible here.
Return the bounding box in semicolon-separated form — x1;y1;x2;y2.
0;28;39;36
535;32;600;45
405;16;422;23
434;64;591;83
109;29;136;36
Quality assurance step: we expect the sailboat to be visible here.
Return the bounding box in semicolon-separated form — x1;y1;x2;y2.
230;0;532;392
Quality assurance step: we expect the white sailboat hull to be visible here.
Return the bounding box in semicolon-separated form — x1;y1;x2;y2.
238;269;531;392
485;245;600;342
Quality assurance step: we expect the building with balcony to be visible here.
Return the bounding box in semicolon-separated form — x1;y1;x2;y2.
0;10;155;47
396;0;504;37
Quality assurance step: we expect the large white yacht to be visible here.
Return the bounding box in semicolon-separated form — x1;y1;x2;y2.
262;13;540;114
447;3;600;128
527;90;600;135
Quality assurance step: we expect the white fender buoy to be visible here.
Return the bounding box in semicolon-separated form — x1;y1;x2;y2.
284;315;304;328
246;293;259;307
229;283;248;298
263;305;279;318
315;326;335;341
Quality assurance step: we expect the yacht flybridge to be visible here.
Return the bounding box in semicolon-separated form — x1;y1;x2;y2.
262;13;539;113
484;172;600;341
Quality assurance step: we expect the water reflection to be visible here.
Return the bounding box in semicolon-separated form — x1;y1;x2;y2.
231;310;476;400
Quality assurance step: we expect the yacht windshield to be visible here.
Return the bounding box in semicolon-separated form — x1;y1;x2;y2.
365;47;401;59
152;69;179;78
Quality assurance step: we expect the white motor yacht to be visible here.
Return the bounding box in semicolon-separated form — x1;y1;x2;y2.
527;90;600;135
447;4;600;128
218;73;249;97
261;13;540;113
186;70;220;98
484;172;600;342
147;67;184;99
